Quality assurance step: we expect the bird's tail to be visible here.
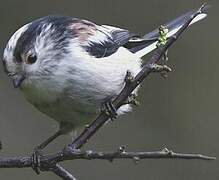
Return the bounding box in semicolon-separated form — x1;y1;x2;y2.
128;6;208;58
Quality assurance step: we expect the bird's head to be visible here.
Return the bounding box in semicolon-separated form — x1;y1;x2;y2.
2;16;76;89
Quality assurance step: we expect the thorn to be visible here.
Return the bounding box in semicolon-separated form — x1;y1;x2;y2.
169;150;173;155
162;148;170;153
133;156;140;164
118;146;126;153
85;124;90;129
98;152;104;157
85;150;93;159
162;148;173;155
86;150;93;154
86;150;93;156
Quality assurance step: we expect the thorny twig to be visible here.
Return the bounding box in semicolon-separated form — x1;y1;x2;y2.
0;147;215;168
0;4;215;180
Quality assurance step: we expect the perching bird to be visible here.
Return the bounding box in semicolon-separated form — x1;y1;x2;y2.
2;8;207;151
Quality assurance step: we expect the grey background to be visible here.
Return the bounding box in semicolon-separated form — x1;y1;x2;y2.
0;0;218;179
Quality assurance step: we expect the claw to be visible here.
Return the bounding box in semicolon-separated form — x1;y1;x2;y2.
150;64;172;78
101;101;118;120
150;64;172;72
127;94;140;106
162;50;169;61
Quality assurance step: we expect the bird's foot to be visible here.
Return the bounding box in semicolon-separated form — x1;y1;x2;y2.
127;94;140;106
149;63;172;78
31;147;43;174
125;70;134;84
101;101;118;121
162;50;169;61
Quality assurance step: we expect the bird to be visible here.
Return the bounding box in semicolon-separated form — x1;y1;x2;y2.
2;8;207;152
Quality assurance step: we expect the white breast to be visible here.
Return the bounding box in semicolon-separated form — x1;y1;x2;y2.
63;46;142;105
21;46;142;126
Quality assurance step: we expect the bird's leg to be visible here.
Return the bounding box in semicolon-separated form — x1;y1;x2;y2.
36;130;64;150
101;100;118;121
31;129;65;174
149;63;172;78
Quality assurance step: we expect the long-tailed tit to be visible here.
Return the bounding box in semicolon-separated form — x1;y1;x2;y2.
2;9;207;150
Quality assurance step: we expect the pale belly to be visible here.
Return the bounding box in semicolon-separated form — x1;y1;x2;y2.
34;98;98;127
21;79;134;131
20;47;142;128
21;83;99;128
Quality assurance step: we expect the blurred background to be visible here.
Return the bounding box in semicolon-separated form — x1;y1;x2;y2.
0;0;218;179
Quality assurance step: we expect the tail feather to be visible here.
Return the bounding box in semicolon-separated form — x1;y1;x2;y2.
128;7;208;58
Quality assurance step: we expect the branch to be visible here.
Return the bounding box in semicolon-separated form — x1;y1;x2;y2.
0;156;31;168
65;148;216;161
50;164;77;180
0;147;216;169
0;4;214;180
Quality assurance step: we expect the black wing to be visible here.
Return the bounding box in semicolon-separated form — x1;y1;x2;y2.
82;25;139;58
83;7;207;58
84;25;158;58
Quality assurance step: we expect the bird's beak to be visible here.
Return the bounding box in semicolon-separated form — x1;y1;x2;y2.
12;74;25;88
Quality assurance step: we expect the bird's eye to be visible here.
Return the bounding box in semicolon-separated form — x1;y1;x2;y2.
26;54;37;64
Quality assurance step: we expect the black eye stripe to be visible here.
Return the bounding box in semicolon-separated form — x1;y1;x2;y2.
14;53;22;63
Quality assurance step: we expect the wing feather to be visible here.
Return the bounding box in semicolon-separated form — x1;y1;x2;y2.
82;24;140;58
